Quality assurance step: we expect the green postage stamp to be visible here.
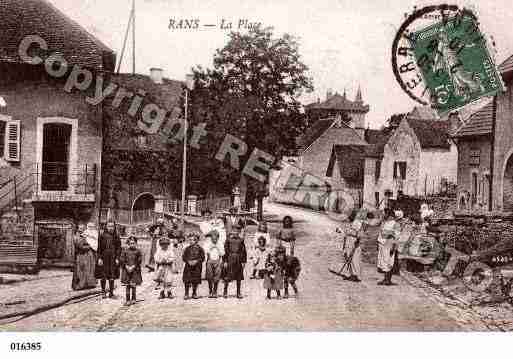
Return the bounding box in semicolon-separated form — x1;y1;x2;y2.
410;12;504;115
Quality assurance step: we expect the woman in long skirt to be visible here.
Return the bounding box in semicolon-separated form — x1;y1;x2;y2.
72;224;97;290
377;209;401;285
339;212;365;282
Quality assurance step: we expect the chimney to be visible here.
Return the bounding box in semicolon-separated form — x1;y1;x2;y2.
326;89;333;100
150;67;164;84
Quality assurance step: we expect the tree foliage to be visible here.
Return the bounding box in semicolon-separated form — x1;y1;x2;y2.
190;26;314;193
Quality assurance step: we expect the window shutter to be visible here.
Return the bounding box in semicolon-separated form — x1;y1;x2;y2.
5;119;20;162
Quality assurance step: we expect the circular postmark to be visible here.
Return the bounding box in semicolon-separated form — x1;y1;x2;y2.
392;4;461;106
391;4;501;114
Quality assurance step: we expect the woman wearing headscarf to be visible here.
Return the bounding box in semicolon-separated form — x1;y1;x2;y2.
377;209;401;285
72;223;97;290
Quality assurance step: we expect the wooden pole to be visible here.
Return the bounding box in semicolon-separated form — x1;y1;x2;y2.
116;9;133;74
181;89;188;230
132;0;136;74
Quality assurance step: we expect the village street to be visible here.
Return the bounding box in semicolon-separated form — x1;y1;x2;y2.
0;202;493;331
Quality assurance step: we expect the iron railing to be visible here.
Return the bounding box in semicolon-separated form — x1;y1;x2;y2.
0;163;98;218
33;162;97;199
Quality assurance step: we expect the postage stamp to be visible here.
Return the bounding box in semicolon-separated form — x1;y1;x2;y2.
391;5;504;115
411;10;504;114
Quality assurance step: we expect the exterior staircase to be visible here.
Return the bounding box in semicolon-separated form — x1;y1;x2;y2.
0;173;38;274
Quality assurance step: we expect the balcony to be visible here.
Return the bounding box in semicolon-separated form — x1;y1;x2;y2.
31;163;97;203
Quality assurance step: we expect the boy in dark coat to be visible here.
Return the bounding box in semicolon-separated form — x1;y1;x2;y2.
222;232;247;299
120;236;143;306
182;232;205;299
283;254;301;298
95;220;122;298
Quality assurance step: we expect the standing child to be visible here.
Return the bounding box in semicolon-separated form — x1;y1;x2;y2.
264;246;285;299
277;216;296;256
283;253;301;298
119;236;143;306
251;236;271;279
204;230;224;298
154;237;178;299
253;221;271;250
182;232;205;300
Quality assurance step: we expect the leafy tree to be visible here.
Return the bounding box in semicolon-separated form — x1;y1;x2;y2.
383;113;406;134
190;26;314;218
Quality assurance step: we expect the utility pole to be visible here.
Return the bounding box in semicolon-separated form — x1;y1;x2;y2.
132;0;136;74
181;74;194;230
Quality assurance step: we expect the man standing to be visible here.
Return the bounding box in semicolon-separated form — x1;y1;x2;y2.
222;231;247;299
95;220;122;298
146;217;169;272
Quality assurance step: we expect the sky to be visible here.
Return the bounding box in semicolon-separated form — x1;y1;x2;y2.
49;0;513;128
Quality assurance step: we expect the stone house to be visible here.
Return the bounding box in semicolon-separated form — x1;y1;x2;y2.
363;109;458;210
452;102;493;211
269;89;370;209
0;0;115;269
298;88;370;181
453;53;513;212
101;69;184;226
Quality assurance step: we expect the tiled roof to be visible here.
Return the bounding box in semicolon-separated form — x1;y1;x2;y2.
297;119;334;151
453;102;494;138
406;117;451;149
409;106;439;120
104;73;183;151
305;93;369;112
327;145;366;183
109;73;183;111
0;0;115;71
364;128;392;158
499;54;513;75
297;117;366;153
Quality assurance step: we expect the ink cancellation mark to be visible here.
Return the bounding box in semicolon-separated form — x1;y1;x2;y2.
391;4;504;115
168;18;262;31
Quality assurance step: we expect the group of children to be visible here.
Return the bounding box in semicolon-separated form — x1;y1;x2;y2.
250;221;301;299
117;217;301;306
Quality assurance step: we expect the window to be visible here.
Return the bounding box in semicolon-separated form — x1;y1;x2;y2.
393;161;407;180
375;159;382;182
469;149;480;166
471;172;478;205
0;116;20;161
374;192;380;208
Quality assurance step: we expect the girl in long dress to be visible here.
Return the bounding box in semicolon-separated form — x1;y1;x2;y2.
377;209;401;285
251;236;271;279
72;224;97;290
264;246;286;299
120;236;143;306
277;216;296;256
154;237;178;299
